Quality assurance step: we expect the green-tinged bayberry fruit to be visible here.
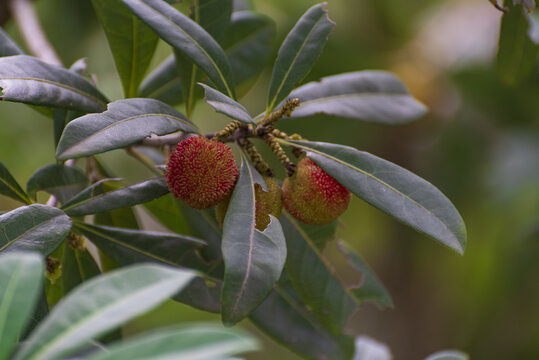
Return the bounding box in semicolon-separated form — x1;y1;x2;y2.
283;157;351;225
166;136;238;209
216;176;282;231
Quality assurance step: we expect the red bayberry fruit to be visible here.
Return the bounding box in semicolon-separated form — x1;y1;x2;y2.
166;136;238;209
215;176;282;231
282;157;350;225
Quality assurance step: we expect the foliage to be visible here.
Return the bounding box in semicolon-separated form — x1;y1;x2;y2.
0;1;469;359
0;252;257;360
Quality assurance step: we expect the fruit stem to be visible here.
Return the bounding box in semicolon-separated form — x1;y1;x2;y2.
264;133;296;176
212;120;242;142
238;138;275;177
258;98;300;128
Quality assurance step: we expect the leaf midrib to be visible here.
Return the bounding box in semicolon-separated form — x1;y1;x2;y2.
134;0;234;99
75;222;203;265
0;261;24;344
0;77;106;109
296;93;414;108
0;177;30;204
228;156;257;319
267;12;325;113
24;274;185;360
0;214;62;252
60;113;195;157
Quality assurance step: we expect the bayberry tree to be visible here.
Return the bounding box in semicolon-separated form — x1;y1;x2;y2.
0;0;466;359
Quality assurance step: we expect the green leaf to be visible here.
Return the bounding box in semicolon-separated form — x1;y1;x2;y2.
249;272;355;360
280;214;358;334
197;0;233;42
0;253;43;360
122;0;236;98
0;205;72;255
0;161;31;204
221;157;286;325
74;221;205;269
85;324;258;360
0;55;108;113
285;71;427;124
223;11;274;94
92;0;159;98
199;83;254;124
266;3;334;113
26;164;89;204
61;245;101;295
13;263;195;360
335;241;393;307
0;27;24;57
56;98;196;159
62;177;169;217
173;277;222;313
138;55;182;105
497;2;539;86
144;193;190;234
59;179;122;212
93;181;140;230
283;139;467;255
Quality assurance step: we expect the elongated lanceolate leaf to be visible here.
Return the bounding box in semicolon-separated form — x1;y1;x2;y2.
61;245;101;295
285;140;467;254
0;28;24;57
223;11;274;93
285;71;427;124
57;98;196;159
0;205;72;255
176;0;233;116
85;324;258;360
0;253;43;360
250;273;355;360
62;177;169;216
0;55;108;112
280;214;358;334
26;164;89;204
92;0;159;98
74;221;205;268
266;3;334;113
0;162;31;204
199;83;254;124
138;55;182;105
138;10;274;105
13;264;194;360
496;2;539;86
122;0;236;98
221;158;286;325
336;241;392;307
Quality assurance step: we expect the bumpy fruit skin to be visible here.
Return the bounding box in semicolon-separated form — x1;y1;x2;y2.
282;157;350;225
216;176;282;231
166;136;238;209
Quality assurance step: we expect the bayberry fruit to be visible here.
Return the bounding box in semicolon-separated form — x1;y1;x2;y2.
282;157;350;225
166;136;238;209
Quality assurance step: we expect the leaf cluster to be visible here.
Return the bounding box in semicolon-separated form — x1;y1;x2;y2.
0;1;467;359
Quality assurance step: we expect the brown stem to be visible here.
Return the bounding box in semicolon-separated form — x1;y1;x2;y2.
8;0;62;65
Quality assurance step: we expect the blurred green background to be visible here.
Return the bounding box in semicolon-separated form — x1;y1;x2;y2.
1;0;538;359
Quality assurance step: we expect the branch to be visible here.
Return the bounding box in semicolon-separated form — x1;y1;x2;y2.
8;0;62;65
